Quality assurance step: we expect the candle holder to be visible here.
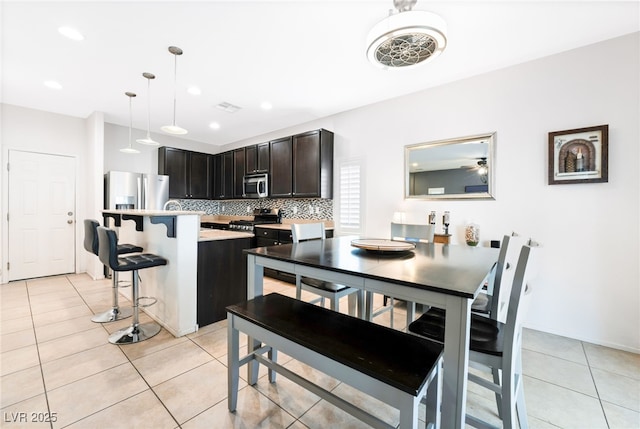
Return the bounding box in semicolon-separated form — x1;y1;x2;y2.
443;211;450;235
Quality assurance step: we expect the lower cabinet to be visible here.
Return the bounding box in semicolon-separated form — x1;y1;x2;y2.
197;237;254;327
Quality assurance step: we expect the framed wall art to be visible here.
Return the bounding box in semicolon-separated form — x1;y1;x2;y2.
548;124;608;185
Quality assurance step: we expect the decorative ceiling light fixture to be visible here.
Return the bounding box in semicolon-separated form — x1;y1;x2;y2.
161;46;188;135
120;92;140;154
366;0;447;69
136;72;159;146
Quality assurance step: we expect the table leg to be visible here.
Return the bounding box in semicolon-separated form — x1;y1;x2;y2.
246;254;264;383
441;295;472;429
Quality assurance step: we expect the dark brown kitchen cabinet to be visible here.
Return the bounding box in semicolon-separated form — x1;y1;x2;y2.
197;237;253;326
213;151;233;199
158;147;211;199
292;129;334;198
269;136;293;197
245;142;270;174
233;148;246;198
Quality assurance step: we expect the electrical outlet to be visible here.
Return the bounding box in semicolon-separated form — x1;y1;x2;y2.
222;206;225;212
315;207;320;214
308;205;313;214
293;206;298;214
246;206;251;213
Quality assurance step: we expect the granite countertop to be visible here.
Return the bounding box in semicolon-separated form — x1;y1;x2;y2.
198;229;254;242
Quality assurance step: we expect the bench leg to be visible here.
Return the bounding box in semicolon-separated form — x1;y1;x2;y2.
248;337;261;385
398;394;420;429
227;313;240;412
425;359;442;429
268;347;278;383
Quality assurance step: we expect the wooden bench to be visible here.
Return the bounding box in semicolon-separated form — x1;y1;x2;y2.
226;293;443;429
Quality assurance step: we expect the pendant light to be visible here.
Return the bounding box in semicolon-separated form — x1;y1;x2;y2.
136;72;159;145
161;46;188;135
120;92;140;154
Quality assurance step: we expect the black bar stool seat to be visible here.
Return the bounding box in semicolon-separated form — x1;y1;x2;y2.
83;219;142;323
97;226;167;344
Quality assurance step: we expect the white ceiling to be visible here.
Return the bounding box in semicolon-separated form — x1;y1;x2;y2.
2;1;638;147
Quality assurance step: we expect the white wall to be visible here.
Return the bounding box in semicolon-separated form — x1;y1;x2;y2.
230;33;640;352
1;104;89;283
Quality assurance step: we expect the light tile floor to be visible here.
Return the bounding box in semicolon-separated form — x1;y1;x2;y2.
1;273;638;428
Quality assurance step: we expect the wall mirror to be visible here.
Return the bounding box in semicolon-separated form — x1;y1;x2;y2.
405;132;496;200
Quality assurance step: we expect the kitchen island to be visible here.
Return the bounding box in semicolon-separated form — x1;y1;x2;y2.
102;209;253;336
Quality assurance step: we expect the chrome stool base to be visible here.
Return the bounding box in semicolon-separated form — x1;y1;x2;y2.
109;322;161;345
91;307;132;323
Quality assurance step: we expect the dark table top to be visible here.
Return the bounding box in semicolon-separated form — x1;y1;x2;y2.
245;236;499;299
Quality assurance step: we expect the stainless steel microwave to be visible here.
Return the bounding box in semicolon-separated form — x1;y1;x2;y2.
243;173;269;198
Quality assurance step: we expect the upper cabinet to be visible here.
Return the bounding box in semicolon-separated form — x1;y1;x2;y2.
292;129;334;199
233;148;246;199
270;136;293;197
213;151;233;200
245;142;270;174
158;147;211;199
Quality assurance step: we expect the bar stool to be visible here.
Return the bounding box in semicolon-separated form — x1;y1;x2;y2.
97;226;167;344
83;219;142;323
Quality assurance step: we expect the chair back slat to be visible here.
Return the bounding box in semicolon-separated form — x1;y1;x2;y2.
504;243;539;355
490;234;527;323
291;223;326;243
390;222;435;243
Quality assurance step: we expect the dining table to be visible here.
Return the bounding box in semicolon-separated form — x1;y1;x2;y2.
244;235;498;429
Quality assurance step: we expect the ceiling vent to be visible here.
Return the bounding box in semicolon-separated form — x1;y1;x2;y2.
216;102;242;113
366;0;447;69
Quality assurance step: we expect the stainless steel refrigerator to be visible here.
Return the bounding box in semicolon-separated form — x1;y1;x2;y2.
104;171;169;210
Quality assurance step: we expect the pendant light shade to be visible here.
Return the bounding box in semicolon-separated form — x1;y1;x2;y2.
161;46;188;135
136;72;160;146
366;0;447;69
120;92;140;154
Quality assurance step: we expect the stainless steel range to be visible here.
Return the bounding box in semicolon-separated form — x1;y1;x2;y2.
228;208;281;232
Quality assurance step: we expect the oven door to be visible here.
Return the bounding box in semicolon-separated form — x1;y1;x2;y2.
243;174;269;198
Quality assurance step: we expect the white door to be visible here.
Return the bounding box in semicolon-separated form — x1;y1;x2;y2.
8;150;76;281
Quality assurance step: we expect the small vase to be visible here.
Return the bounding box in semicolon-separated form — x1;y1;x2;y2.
465;224;480;246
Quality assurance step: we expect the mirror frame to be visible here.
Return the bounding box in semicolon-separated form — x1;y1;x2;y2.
404;132;496;200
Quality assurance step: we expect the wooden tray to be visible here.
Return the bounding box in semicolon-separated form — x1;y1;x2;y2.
350;239;416;253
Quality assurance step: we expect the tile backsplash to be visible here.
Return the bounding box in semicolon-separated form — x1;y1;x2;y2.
178;198;333;220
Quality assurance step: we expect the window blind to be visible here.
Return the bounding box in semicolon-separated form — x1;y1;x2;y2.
339;161;361;232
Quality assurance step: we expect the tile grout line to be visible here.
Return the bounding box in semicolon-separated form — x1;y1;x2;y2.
581;340;612;429
24;278;55;429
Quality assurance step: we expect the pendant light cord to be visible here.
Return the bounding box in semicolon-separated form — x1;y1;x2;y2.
172;54;177;127
146;78;152;138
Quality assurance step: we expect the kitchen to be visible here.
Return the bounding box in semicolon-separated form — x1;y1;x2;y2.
1;1;639;428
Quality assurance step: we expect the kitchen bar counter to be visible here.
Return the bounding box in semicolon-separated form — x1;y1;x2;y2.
102;209;202;336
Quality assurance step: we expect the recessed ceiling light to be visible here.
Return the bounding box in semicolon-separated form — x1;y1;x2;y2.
44;80;63;90
58;26;84;41
209;122;221;130
187;86;201;96
260;101;273;110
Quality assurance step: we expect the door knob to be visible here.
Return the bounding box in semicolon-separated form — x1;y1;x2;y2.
67;220;73;224
68;211;73;216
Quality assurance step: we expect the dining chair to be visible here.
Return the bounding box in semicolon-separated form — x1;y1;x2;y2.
371;222;436;329
291;223;364;316
408;241;539;429
472;233;526;323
